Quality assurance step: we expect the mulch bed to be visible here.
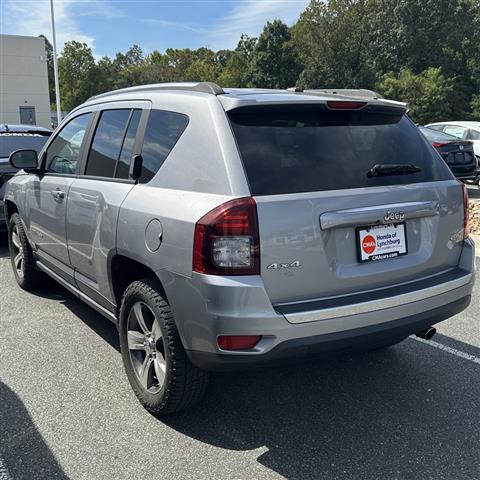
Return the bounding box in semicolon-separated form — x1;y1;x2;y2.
469;202;480;234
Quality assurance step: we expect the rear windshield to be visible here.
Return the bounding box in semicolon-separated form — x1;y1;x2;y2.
228;105;452;196
0;133;50;158
419;126;458;143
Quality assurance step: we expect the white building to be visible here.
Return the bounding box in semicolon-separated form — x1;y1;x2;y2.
0;35;51;128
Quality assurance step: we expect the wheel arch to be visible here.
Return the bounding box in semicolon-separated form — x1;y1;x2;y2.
109;253;169;310
4;200;18;223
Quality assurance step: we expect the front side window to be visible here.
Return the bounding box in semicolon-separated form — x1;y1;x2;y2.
140;110;189;183
46;113;92;174
85;109;132;178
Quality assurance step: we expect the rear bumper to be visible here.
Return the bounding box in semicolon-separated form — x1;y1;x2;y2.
188;294;471;370
160;239;476;371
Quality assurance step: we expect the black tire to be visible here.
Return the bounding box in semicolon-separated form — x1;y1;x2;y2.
8;213;42;291
119;278;209;415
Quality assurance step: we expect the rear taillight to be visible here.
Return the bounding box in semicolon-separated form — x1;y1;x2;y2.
326;101;366;110
432;142;448;148
462;183;470;239
193;197;260;275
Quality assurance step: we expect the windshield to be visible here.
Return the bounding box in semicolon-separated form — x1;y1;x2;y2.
0;133;50;158
419;126;458;143
229;105;452;196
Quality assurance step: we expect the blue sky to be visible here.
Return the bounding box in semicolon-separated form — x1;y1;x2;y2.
1;0;309;59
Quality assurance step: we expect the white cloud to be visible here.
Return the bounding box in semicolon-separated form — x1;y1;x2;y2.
0;0;120;53
207;0;310;49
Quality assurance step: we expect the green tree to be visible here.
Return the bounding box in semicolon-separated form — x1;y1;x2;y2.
376;68;455;124
218;34;257;87
291;0;375;89
58;41;96;111
368;0;480;117
95;56;118;93
471;94;480;119
252;20;300;88
113;44;144;70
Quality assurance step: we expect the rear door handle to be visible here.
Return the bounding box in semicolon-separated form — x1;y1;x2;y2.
51;189;65;201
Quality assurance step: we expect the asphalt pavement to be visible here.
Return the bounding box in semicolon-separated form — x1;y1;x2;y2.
0;234;478;480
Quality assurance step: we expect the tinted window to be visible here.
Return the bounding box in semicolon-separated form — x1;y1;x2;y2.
140;110;189;183
46;113;92;174
86;109;131;178
229;106;452;196
0;133;50;158
116;110;141;179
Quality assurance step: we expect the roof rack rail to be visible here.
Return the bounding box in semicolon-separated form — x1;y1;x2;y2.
89;81;225;101
287;87;383;100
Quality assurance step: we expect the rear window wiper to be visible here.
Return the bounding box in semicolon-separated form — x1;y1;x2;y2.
367;163;422;177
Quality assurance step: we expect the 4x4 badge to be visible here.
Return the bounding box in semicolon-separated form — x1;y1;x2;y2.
267;260;301;270
384;210;405;222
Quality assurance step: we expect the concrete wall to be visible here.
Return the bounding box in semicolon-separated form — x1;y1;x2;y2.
0;35;51;128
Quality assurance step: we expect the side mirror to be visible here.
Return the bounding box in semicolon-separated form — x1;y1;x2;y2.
129;154;143;181
9;149;39;171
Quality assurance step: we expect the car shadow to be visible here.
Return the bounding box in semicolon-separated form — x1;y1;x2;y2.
0;232;9;258
2;240;478;478
0;380;70;479
33;279;121;352
161;339;479;480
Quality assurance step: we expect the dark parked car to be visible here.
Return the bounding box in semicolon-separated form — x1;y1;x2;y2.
0;124;51;230
419;126;478;183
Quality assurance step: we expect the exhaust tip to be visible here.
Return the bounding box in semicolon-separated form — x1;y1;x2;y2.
416;327;436;340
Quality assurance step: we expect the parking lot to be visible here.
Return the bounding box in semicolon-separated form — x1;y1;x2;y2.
0;231;479;480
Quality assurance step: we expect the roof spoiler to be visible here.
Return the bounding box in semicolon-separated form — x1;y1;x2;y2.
287;87;383;100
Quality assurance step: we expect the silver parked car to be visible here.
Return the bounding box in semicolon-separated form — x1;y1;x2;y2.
4;83;476;415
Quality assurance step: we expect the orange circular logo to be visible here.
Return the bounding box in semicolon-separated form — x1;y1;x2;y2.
362;235;376;254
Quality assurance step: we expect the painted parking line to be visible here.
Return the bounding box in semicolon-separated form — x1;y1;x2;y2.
0;456;11;480
411;335;480;365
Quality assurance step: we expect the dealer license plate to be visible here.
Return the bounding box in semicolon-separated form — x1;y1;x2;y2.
357;223;407;263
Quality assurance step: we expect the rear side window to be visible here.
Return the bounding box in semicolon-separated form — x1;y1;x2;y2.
468;129;480;141
116;110;142;179
140;110;189;183
86;109;131;178
229;106;452;196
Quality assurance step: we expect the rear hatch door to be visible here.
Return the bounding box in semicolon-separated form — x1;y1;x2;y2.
228;103;464;305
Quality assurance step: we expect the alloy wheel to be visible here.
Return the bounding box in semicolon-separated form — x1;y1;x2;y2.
11;225;24;278
127;301;166;394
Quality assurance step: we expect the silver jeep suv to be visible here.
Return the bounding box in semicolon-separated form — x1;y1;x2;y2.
4;83;475;415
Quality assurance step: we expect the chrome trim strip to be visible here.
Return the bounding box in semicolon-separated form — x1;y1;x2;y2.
283;273;473;324
320;201;439;230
